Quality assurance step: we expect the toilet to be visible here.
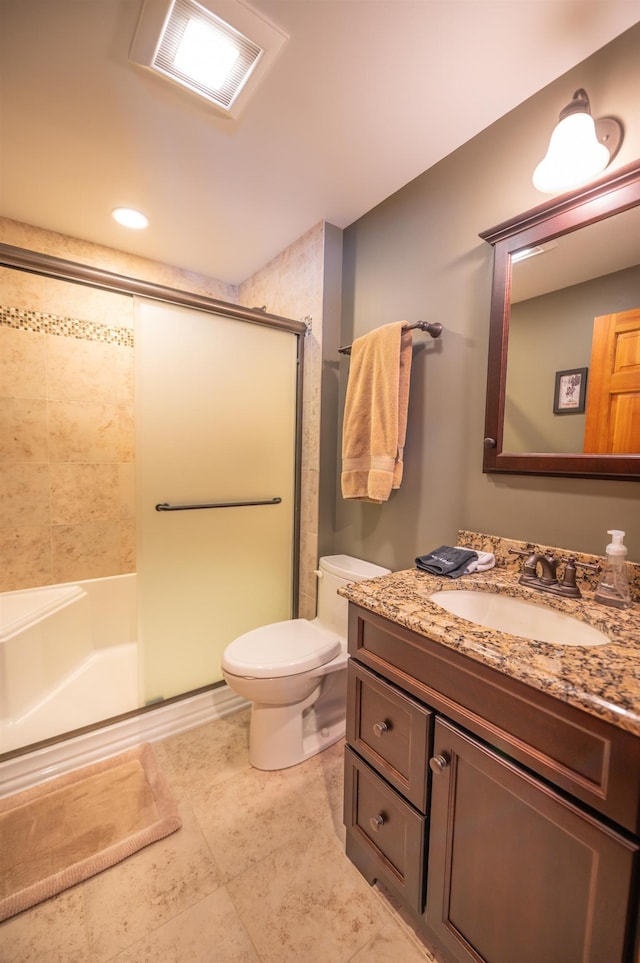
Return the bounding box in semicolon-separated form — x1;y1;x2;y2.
222;555;390;770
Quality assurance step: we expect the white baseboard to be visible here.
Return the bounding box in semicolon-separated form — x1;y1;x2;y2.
0;685;249;797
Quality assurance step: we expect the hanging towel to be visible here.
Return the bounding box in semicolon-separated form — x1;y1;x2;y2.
341;321;413;503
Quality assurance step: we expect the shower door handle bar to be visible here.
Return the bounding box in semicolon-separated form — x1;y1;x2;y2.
155;497;282;512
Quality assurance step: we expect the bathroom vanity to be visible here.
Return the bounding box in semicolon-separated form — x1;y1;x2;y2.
341;534;640;963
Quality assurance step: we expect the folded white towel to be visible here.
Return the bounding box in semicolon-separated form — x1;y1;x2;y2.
456;548;496;574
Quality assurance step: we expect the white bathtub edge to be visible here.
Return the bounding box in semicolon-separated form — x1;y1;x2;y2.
0;685;249;798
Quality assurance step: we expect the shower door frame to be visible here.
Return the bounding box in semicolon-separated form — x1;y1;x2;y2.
0;240;307;707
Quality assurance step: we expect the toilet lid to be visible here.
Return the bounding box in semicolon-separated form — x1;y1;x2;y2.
222;619;342;679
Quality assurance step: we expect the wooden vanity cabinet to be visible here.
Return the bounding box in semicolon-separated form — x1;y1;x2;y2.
343;603;640;963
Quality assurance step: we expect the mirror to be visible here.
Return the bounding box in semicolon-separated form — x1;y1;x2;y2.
481;159;640;480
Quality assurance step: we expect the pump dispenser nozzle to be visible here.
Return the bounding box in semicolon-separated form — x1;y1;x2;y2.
606;530;627;554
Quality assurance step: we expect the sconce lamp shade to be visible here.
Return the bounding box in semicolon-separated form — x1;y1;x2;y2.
533;89;621;194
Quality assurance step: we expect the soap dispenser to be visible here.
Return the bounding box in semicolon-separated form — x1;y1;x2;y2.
594;530;632;609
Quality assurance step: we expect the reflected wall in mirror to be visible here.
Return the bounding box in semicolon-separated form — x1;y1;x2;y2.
481;159;640;480
506;207;640;454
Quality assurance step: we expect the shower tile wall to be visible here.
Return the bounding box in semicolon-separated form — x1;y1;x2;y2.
0;269;135;592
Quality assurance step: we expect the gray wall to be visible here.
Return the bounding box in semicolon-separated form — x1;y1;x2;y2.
335;22;640;568
506;265;640;453
318;223;343;559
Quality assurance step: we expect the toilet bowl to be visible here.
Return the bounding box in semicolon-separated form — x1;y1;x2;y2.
222;555;390;770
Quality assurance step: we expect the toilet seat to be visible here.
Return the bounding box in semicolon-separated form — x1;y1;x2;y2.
222;619;342;679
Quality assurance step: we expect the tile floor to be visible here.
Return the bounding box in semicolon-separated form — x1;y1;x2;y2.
1;710;437;962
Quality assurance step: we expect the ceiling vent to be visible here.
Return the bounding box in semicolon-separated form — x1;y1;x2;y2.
130;0;288;117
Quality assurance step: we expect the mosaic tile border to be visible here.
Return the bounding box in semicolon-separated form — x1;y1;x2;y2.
0;305;134;348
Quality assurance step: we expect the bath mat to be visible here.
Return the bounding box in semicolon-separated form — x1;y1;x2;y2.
0;743;181;922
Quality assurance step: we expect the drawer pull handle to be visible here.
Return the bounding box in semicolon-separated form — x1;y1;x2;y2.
429;754;450;774
372;721;389;737
369;813;385;832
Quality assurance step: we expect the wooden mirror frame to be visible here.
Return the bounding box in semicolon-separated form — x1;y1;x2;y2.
480;158;640;481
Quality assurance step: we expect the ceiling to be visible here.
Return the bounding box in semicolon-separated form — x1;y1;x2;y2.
1;0;640;286
511;205;640;304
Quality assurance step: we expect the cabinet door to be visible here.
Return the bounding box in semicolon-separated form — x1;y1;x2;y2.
426;718;639;963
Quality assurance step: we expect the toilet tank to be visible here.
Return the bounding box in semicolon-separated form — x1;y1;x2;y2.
316;555;390;638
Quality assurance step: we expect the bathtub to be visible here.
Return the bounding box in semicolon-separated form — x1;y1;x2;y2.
0;574;138;754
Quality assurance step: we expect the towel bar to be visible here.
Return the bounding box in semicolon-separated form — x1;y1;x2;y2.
338;321;442;355
155;497;282;511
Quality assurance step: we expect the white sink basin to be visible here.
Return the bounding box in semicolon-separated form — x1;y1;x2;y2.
429;590;610;647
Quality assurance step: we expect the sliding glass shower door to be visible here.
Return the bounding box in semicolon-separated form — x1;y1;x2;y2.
135;299;299;705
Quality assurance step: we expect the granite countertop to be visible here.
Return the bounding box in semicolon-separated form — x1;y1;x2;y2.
339;561;640;738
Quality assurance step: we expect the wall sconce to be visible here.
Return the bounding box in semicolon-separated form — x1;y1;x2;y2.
533;88;623;194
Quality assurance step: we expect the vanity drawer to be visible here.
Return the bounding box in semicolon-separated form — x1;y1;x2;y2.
349;603;640;835
346;660;432;812
344;746;425;913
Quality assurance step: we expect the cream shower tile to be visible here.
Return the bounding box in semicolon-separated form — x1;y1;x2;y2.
0;264;44;310
40;275;133;328
50;463;120;524
300;465;319;536
108;887;260;963
298;552;318;606
119;518;136;572
298;591;317;622
51;520;120;582
0;327;47;398
227;825;382;963
0;463;50;527
191;753;339;881
0;889;91;963
48;401;121;463
302;398;321;471
0;396;48;461
302;337;322;406
82;805;224;963
118;403;135;462
298;528;319;617
115;344;135;403
108;294;135;330
302;401;320;471
0;218;48;253
159;712;252;800
45;335;117;404
299;527;318;573
0;525;53;592
118;462;135;518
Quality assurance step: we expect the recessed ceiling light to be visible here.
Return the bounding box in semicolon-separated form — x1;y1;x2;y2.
112;208;149;229
130;0;288;118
